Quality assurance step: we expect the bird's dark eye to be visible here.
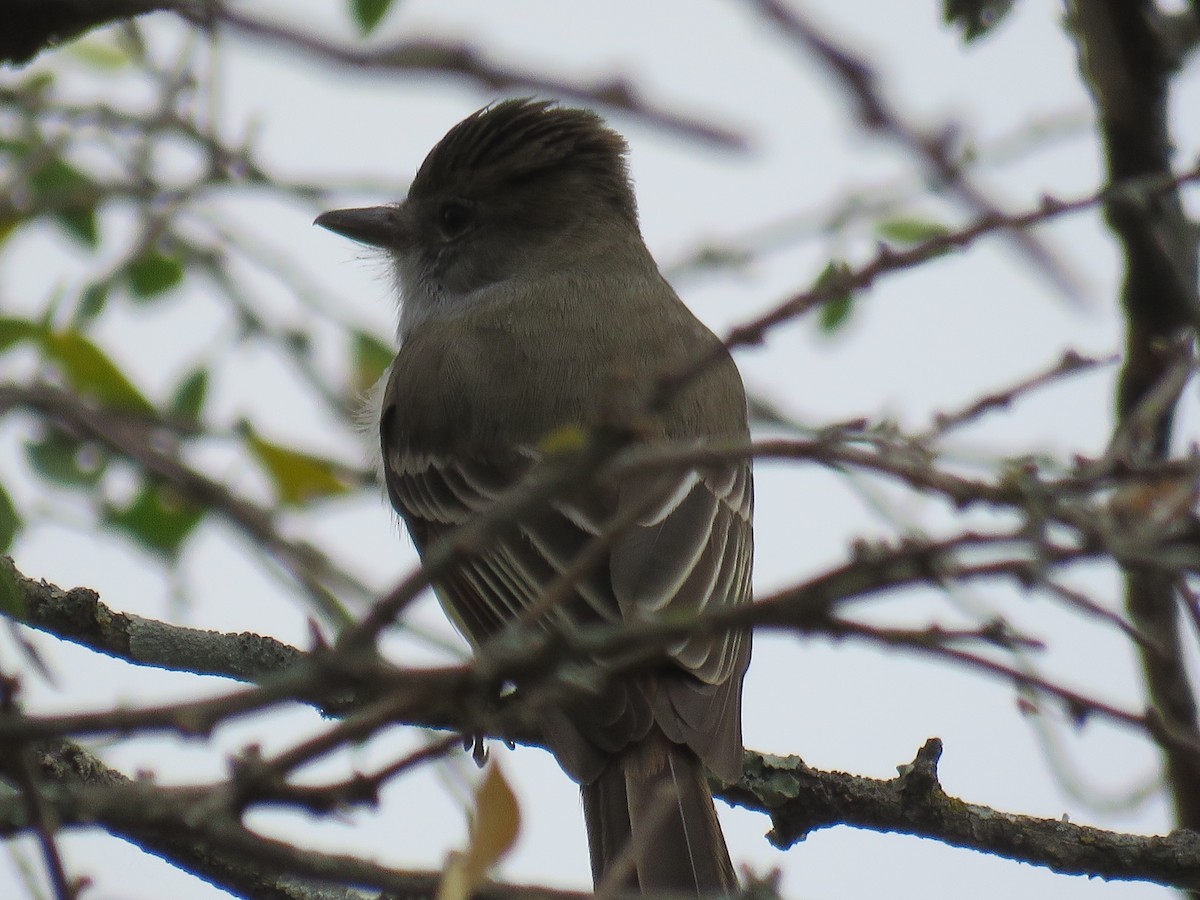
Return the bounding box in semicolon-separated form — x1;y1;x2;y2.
437;201;473;238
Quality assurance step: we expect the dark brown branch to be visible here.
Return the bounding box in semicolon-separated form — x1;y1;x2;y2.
5;488;1193;753
10;734;1200;894
1;0;197;65
0;739;366;900
10;554;1200;891
3;0;742;149
721;739;1200;890
665;161;1200;403
1069;0;1200;852
0;674;75;900
920;350;1119;439
0;743;753;900
175;8;742;149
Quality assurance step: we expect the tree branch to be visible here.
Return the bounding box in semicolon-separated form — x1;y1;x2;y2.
1;0;198;66
1069;0;1200;853
721;739;1200;891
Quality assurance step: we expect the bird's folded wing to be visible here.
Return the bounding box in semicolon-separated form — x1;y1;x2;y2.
611;461;753;685
384;442;751;665
384;440;751;779
608;459;753;781
382;445;621;642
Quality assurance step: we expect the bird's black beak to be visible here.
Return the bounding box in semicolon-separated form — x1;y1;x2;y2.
314;205;403;249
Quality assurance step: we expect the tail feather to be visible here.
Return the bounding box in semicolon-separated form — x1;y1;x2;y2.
582;761;641;893
582;733;737;895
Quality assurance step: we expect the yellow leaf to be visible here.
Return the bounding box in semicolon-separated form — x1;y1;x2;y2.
538;424;588;455
437;855;471;900
437;763;521;900
244;427;351;506
67;37;132;69
0;216;20;246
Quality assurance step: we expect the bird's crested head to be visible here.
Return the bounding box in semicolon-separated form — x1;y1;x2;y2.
315;100;650;333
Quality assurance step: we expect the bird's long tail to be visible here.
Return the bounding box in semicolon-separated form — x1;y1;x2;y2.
582;732;737;895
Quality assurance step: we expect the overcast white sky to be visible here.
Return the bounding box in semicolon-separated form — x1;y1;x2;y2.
3;1;1200;898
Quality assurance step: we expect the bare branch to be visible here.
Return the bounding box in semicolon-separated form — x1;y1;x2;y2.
722;740;1200;891
1069;0;1200;849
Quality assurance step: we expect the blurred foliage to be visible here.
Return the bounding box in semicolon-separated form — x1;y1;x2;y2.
876;215;951;246
25;430;108;488
439;763;522;900
813;259;855;335
0;36;378;585
351;0;397;36
127;251;185;300
169;368;208;423
0;484;17;553
352;329;393;396
24;152;101;247
244;425;354;506
41;330;155;412
105;480;204;559
0;559;22;615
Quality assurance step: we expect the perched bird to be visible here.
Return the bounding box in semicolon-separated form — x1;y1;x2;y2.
316;99;752;895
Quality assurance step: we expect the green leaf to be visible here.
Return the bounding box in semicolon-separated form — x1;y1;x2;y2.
351;0;394;34
30;158;99;248
41;331;154;413
352;330;393;394
876;216;951;246
127;251;184;299
28;157;88;196
813;260;855;334
77;283;109;322
246;428;352;506
170;368;208;422
0;318;41;354
819;294;853;333
0;559;23;618
67;38;132;69
943;0;1016;42
26;432;107;487
55;208;99;247
539;425;587;456
17;71;55;97
0;483;18;553
106;481;204;558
